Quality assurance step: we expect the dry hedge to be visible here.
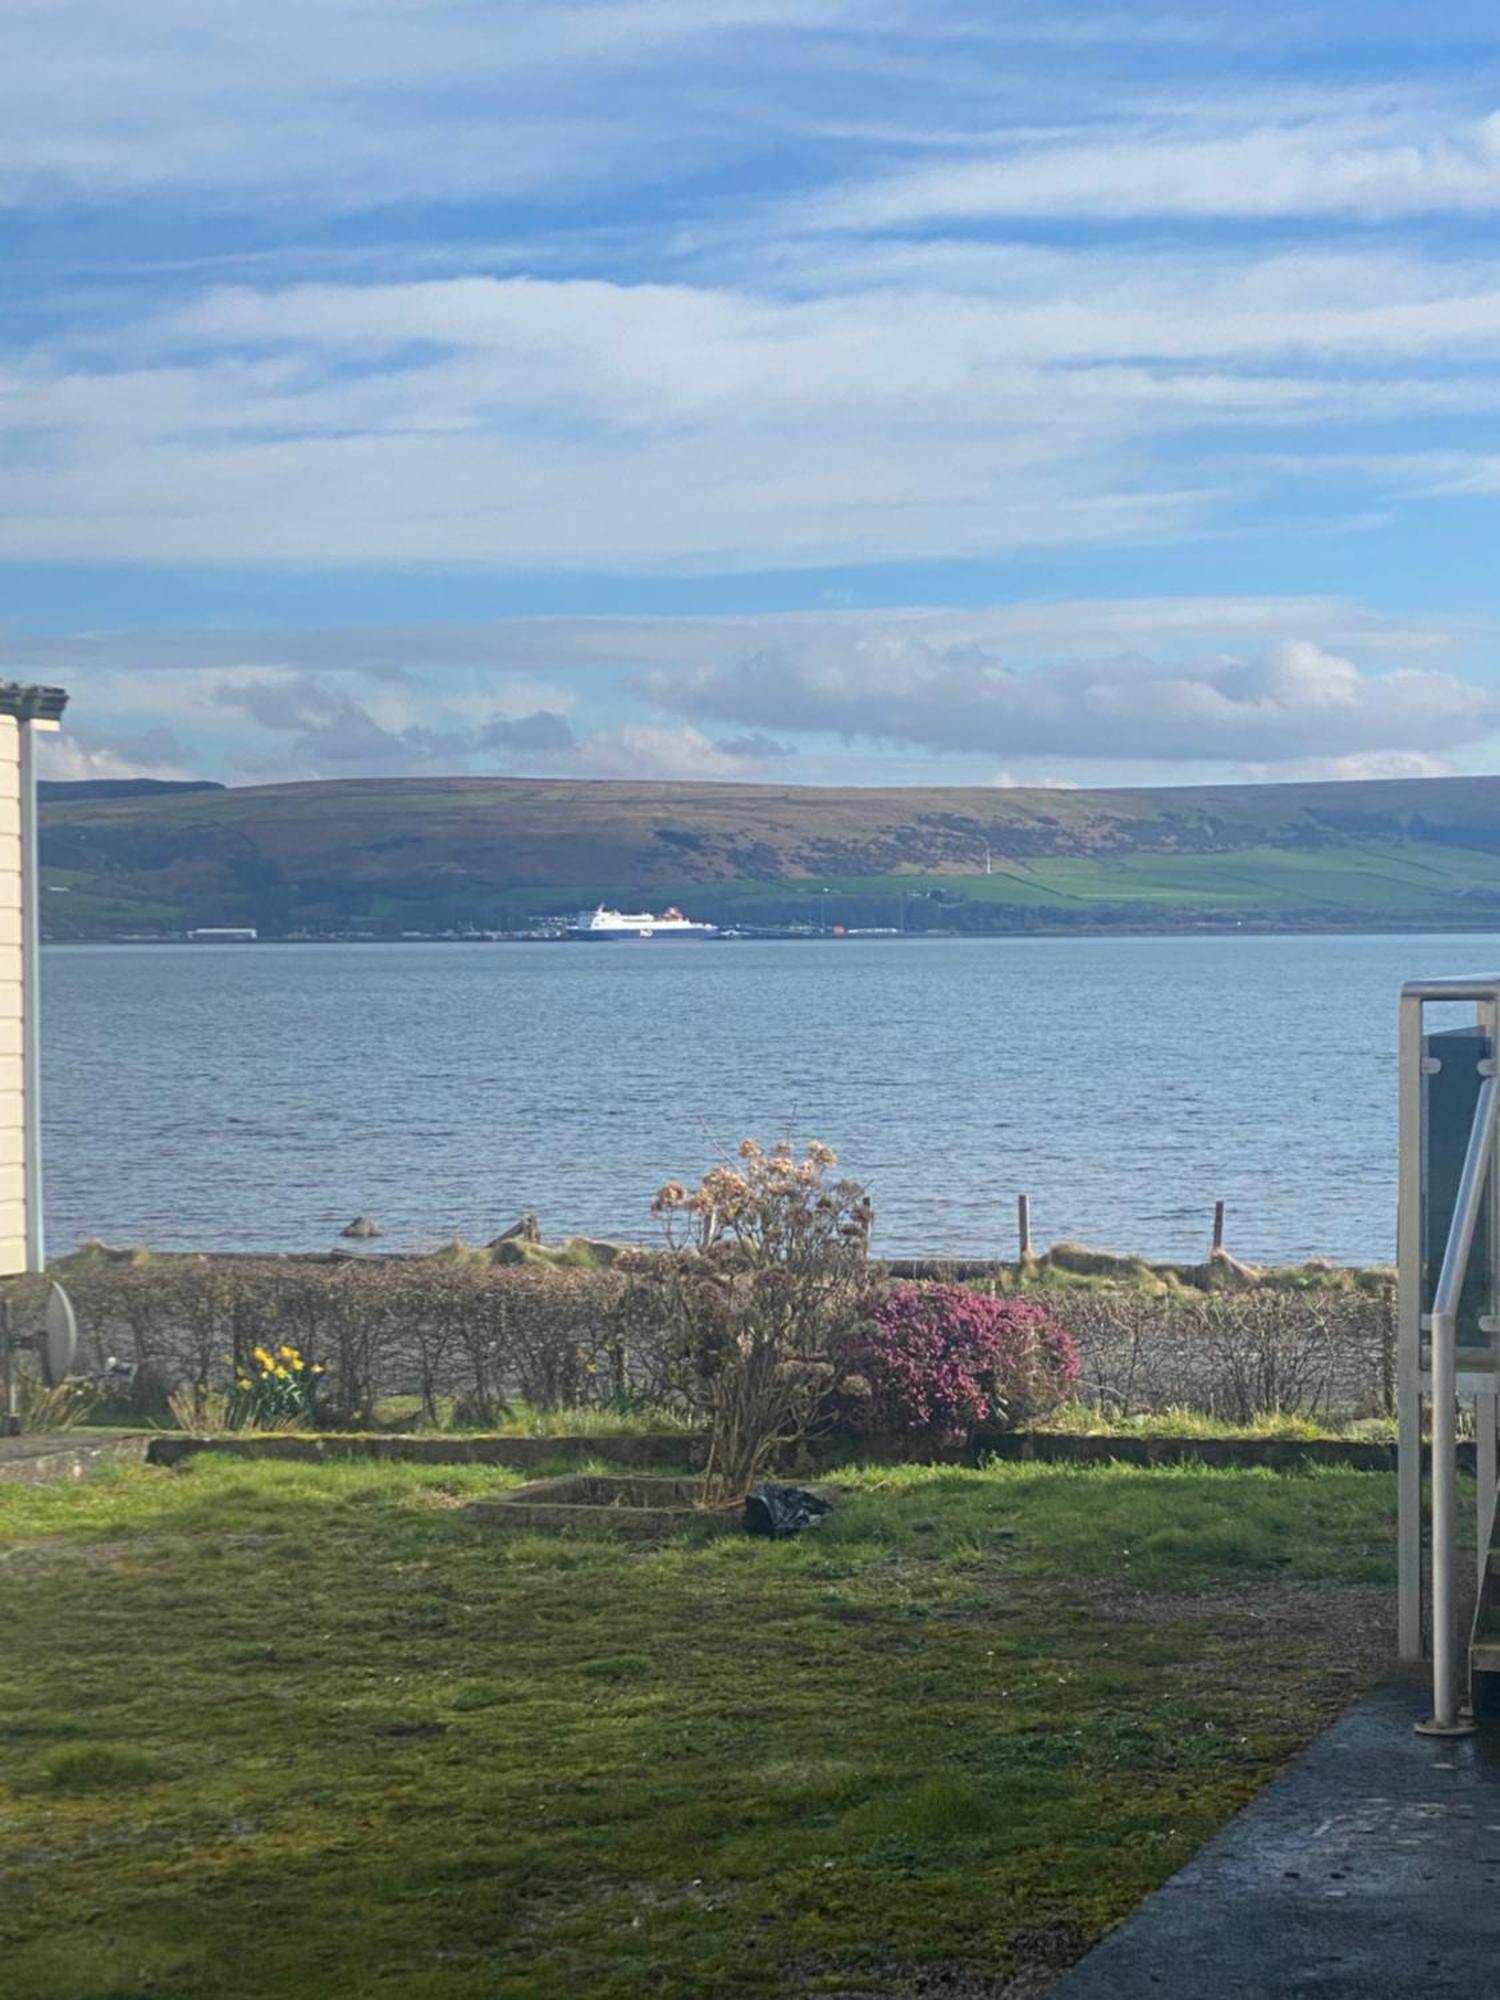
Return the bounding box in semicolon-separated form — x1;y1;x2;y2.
1048;1285;1396;1423
47;1254;1398;1428
57;1256;662;1425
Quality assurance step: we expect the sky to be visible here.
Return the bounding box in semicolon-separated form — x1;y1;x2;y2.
5;1;1500;792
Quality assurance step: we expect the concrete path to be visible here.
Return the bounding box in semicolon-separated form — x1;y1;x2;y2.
0;1431;148;1485
1054;1675;1500;1999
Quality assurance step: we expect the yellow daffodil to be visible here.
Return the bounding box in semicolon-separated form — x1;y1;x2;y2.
237;1377;251;1392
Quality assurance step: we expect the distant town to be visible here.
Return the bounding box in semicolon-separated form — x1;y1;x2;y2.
84;915;905;946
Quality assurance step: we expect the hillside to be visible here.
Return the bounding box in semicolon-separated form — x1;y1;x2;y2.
35;771;1500;938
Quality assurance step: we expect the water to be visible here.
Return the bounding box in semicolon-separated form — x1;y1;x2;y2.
38;934;1500;1265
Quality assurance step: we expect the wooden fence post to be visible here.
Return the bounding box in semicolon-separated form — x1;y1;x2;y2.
1212;1200;1226;1255
1018;1194;1032;1261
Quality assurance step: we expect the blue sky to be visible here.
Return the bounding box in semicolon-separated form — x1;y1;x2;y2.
5;1;1500;790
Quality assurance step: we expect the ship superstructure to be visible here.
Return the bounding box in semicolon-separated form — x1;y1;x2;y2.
569;905;719;940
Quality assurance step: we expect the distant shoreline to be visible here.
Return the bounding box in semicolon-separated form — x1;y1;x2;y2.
40;922;1500;948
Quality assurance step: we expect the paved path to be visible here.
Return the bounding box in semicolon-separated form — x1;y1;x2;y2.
0;1431;148;1485
1054;1675;1500;1999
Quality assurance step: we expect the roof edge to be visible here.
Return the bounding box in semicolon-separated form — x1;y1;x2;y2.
0;682;68;722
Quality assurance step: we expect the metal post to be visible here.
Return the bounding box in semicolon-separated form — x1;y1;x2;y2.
1397;991;1425;1663
1418;1069;1496;1735
1479;992;1500;1600
1211;1200;1226;1255
1017;1194;1032;1260
18;717;42;1273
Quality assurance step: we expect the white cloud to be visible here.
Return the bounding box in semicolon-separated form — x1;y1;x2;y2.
8;246;1500;570
9;595;1478;681
0;0;858;212
643;635;1499;764
39;724;193;783
989;769;1078;789
1253;749;1458;782
817;110;1500;228
567;722;765;780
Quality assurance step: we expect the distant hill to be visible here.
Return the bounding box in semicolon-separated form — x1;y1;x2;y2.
35;771;1500;938
38;779;224;803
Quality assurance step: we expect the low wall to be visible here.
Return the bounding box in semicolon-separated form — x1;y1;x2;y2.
146;1431;704;1471
145;1428;1438;1475
0;1432;151;1486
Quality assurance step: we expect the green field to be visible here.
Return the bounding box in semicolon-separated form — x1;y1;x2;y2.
0;1453;1397;1997
652;840;1500;920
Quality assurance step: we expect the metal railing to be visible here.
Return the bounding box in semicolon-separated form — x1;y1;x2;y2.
1398;978;1500;1737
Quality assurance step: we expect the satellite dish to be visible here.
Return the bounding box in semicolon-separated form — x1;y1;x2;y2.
42;1281;77;1386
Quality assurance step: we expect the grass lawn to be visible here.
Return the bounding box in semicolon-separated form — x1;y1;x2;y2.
0;1456;1397;1999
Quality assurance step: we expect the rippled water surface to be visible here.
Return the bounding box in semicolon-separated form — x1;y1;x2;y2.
41;934;1500;1263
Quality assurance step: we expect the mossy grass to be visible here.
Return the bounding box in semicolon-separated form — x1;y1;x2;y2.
0;1454;1399;1997
359;1397;699;1437
1037;1400;1398;1444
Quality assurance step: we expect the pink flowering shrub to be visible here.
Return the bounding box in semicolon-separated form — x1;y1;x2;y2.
842;1283;1079;1440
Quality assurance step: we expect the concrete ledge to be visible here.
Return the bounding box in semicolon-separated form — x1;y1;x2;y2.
814;1428;1423;1473
0;1432;150;1485
145;1428;1419;1475
968;1431;1420;1473
146;1431;703;1471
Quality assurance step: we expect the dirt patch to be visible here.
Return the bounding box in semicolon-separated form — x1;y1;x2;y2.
791;1931;1090;1998
1096;1577;1398;1722
1097;1573;1392;1635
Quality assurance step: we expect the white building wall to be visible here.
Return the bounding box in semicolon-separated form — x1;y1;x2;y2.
0;718;27;1273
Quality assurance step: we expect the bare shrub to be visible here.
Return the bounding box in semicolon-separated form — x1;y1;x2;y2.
1050;1284;1394;1424
53;1251;639;1429
167;1384;233;1435
15;1374;96;1433
498;1268;615;1409
645;1140;872;1505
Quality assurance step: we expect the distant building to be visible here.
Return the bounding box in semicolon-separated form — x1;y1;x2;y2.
0;680;69;1277
187;927;258;943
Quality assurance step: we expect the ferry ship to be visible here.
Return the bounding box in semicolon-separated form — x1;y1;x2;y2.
569;905;720;940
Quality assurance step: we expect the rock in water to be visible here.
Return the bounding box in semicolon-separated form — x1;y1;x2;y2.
340;1216;382;1240
488;1214;541;1247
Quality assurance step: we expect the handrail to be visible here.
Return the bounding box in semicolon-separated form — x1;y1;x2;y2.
1421;1070;1498;1733
1403;978;1500;1002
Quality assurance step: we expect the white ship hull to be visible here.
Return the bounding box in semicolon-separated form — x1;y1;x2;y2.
568;904;720;940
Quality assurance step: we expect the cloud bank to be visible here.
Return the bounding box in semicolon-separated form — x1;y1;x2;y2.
16;600;1498;788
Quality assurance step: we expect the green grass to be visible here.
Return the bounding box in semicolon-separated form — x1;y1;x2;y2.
671;840;1500;920
1039;1401;1398;1443
362;1398;697;1437
0;1454;1398;1998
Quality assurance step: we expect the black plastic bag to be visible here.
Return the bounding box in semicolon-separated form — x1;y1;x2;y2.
743;1482;833;1539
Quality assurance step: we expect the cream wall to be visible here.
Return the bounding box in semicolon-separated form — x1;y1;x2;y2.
0;716;27;1275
